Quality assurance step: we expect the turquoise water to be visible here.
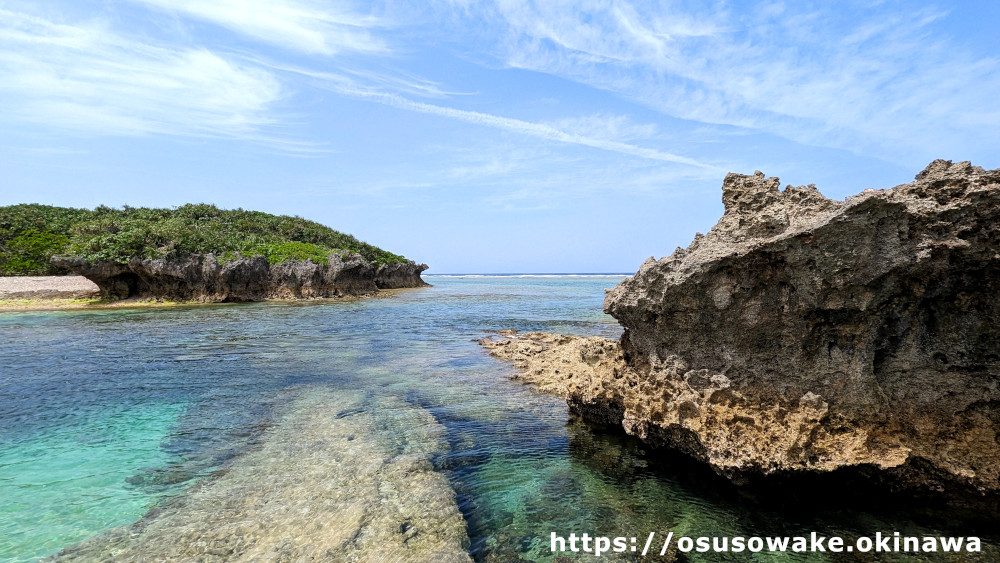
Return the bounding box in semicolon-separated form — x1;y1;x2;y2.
0;403;183;559
0;276;996;562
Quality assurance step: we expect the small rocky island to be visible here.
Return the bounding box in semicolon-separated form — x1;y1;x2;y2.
51;253;427;301
0;203;426;302
482;160;1000;502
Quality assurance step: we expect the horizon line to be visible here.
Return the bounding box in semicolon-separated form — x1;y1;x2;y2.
422;272;633;276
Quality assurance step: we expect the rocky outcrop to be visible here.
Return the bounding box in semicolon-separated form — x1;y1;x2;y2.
50;253;428;301
485;160;1000;500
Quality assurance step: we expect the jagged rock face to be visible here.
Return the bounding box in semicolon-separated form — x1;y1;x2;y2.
51;253;428;301
375;261;433;289
481;161;999;501
597;159;1000;495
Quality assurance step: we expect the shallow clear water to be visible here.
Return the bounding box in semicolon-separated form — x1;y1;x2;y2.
0;276;996;562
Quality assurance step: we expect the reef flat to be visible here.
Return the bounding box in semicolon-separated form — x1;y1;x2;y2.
49;389;471;562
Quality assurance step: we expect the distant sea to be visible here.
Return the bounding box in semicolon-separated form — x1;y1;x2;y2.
1;276;994;561
424;273;632;277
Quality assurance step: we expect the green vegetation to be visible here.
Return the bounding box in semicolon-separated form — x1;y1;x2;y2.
0;203;406;275
0;204;91;275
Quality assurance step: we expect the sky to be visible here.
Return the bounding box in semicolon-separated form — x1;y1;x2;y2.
1;1;997;273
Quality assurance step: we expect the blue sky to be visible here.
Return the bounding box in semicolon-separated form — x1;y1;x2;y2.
1;0;997;273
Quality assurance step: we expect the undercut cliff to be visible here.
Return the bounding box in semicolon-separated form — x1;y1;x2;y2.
483;160;1000;500
51;253;428;302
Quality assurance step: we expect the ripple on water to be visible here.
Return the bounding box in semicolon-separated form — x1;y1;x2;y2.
0;403;185;563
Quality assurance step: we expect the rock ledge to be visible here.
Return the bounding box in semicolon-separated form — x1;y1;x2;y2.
51;253;428;301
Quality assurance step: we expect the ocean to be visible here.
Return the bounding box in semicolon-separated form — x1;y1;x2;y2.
0;276;994;561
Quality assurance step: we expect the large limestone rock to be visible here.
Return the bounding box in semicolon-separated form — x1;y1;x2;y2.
487;160;1000;500
51;253;428;301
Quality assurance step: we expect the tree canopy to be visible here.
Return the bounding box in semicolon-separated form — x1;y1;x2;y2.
0;203;406;275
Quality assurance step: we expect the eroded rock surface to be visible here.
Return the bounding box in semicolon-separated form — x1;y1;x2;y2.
51;389;471;562
484;160;1000;499
51;253;428;301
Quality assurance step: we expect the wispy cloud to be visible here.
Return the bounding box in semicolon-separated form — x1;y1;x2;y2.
318;82;717;169
465;0;1000;163
258;61;461;99
0;9;287;142
359;134;723;207
466;147;718;210
268;56;714;168
128;0;388;55
549;114;657;143
11;0;991;170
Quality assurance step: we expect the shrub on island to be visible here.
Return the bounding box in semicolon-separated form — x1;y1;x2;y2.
0;203;407;276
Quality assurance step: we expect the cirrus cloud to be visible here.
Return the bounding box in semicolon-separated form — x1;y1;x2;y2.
0;8;287;141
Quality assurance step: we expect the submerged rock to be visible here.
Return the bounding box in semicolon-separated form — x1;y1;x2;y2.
50;253;428;301
485;160;1000;500
51;390;472;562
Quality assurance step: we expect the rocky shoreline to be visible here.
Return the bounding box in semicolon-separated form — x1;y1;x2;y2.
50;253;428;302
482;160;1000;503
